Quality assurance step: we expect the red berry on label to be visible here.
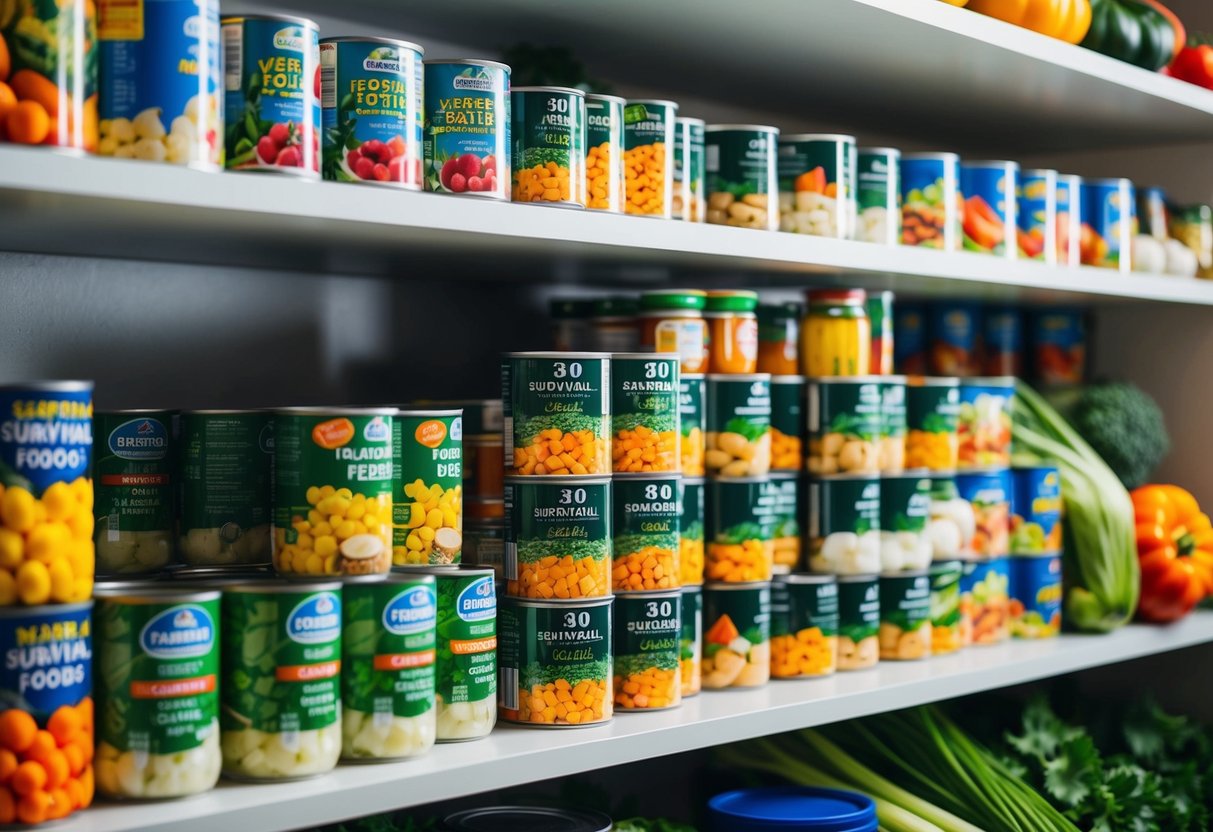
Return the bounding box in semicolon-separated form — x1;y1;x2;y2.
355;156;376;180
440;157;459;188
467;175;484;192
449;172;467;192
457;153;481;178
268;122;290;147
388;155;407;182
276;145;301;167
373;163;390;181
362;140;381;161
388;136;406;159
347;149;362;168
257;136;278;163
483;154;496;173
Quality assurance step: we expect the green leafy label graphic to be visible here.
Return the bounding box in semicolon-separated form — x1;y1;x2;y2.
880;475;930;534
708;378;771;437
680;480;704;542
343;579;436;718
880;573;931;632
706;128;777;199
771;579;838;638
809;477;880;539
703;585;770;651
611;357;680;435
614;594;681;673
679;377;705;438
504;479;611;573
838;578;880;643
907;383;959;435
502;356;609;451
435;573;496;706
810;381;881;441
499;600;612;691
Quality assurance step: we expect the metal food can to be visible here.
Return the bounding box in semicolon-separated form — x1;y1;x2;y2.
497;596;612;727
220;582;343;779
178;410;273;568
928;559;964;655
894;303;927;376
503;476;611;599
679;585;702;697
94;588;221;797
272;408;395;577
901;152;962;250
929;302;982;378
806;377;882;475
611;353;680;474
705;374;772;478
878;471;932;573
1018;169;1057;263
1056;173;1083;267
706;478;775;583
956;378;1014;469
446;807;614;832
1138;185;1169;241
924;473;969;561
879;377;907;473
806;474;881;575
1031;308;1086;386
777;133;856;238
94;409;174;577
836;573;879;670
1011;466;1062;554
673;116;706;222
982;307;1024;377
867;290;895;376
955;468;1012;558
855;147;901;245
1081;177;1135;272
878;570;931;660
679;373;707;476
585;93;625;213
960;160;1019;258
679;477;705;586
769;375;804;472
702;582;770;689
905;377;960;471
764;473;801;573
1009;554;1062;639
705;124;780;231
511;86;586;207
320;37;424;189
613;591;682;711
612;475;680;592
623;99;677;218
391;410;463;567
503;352;610;477
221;14;320;176
431;568;497;741
100;0;220;167
463;517;505;582
770;573;838;678
959;556;1010;645
423;58;510;199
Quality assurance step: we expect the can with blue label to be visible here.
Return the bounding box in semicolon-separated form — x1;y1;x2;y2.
0;382;94;607
901;152;961;251
955;468;1012;558
320;37;424;189
982;307;1023;377
221;14;321;176
94;410;175;577
432;568;497;741
929;302;982;378
1056;173;1082;267
893;303;926;376
957;378;1014;469
1031;308;1087;386
424;59;510;198
100;0;223;169
1081;177;1135;272
960;557;1009;645
1017;169;1056;263
960;161;1018;258
1011;466;1062;555
94;587;221;797
1009;554;1062;639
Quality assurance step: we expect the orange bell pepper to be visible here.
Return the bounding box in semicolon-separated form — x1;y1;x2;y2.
1131;484;1213;622
966;0;1092;43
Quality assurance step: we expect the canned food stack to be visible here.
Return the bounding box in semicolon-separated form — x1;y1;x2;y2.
1008;467;1064;639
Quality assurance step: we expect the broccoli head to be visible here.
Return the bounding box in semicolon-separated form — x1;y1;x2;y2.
1067;382;1170;490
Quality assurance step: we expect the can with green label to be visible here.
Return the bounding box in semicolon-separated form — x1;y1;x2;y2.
585;93;625;213
707;477;775;583
702;581;771;689
906;377;960;471
612;475;680;593
879;570;931;660
504;476;611;600
680;585;702;697
680;373;706;477
856;147;900;245
929;559;964;655
679;477;705;587
770;375;804;472
611;353;681;474
392;409;464;568
511;86;586;208
771;573;838;678
613;591;682;711
879;471;932;572
777;133;856;238
94;409;175;576
94;587;221;798
706;374;772;478
273;408;395;577
868;290;895;376
807;377;882;475
880;377;907;473
705;125;780;231
764;473;801;573
220;581;343;780
503;351;611;477
341;575;436;760
807;474;881;574
430;568;497;741
623;99;677;218
498;596;613;727
674;116;705;222
836;573;879;670
178;410;273;569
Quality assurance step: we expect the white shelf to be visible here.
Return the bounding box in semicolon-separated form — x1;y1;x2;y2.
3;147;1213;304
71;613;1213;832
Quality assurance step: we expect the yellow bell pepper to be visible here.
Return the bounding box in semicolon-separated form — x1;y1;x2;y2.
938;0;971;6
967;0;1092;43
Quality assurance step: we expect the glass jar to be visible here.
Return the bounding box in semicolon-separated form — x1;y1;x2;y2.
801;289;870;377
638;289;709;373
588;297;639;352
757;302;801;375
705;290;759;374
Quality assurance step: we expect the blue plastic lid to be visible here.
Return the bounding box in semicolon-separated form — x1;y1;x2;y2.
708;786;878;832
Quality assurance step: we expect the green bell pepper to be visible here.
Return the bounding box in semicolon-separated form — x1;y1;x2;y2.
1081;0;1175;70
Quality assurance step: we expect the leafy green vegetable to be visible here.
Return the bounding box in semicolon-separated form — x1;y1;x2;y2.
714;522;765;545
615;652;677;676
1048;382;1170;490
723;417;768;443
615;532;677;556
519;412;602;445
517;537;608;564
521;146;571;170
522;658;610;689
614;410;677;435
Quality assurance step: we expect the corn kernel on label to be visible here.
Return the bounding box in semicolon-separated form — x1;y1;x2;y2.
679;376;705;441
97;596;219;754
392;412;463;566
0;604;92;723
95;412;174;536
880;573;931;633
503;479;611;582
423;61;510;198
809;476;880;545
770;378;803;439
614;593;680;669
343;579;435;719
502;355;609;473
680;479;704;544
706;377;770;436
0;386;93;498
435;572;496;707
929;560;963;631
706;128;779;199
837;577;880;643
881;381;907;440
906;383;959;436
808;380;882;442
879;474;930;535
511;89;585;205
221;588;341;733
771;578;838;639
708;479;775;547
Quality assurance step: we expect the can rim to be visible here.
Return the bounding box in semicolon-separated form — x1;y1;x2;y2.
97;408;173;414
94;586;221;603
610;352;679;362
222;13;319;29
512;85;586;96
393;409;463;419
614;588;683;600
962;160;1020;169
424;58;511;72
962;376;1017;386
626;99;679;108
1021;168;1058;177
880;569;930;578
320;36;424;55
0;381;92;393
586;93;627;105
775;573;837;585
780;133;857;143
224;580;343;594
902;152;961;162
705;373;770;382
676;116;707;126
703;581;770;590
767;470;801;481
705;124;780;134
501;595;614;608
769;375;807;384
804;375;885;383
859;146;901;156
1085;177;1133;187
909;376;961;387
613;472;682;481
955;466;1013;477
504;475;611;486
707;475;776;484
680;476;707;485
680;373;706;380
835;573;880;583
807;472;882;482
881;468;932;478
0;601;93;616
506;351;611;359
181;409;269;415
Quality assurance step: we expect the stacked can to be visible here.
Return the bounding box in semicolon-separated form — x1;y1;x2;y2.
1009;467;1063;639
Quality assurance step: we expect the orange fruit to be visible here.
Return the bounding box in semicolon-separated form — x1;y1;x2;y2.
0;749;16;783
46;707;80;746
0;33;9;83
0;785;13;824
0;711;37;754
15;789;50;825
10;761;45;797
25;731;55;766
6;101;49;145
0;83;14;124
9;70;58;118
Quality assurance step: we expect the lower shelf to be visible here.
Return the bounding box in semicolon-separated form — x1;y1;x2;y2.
75;612;1213;832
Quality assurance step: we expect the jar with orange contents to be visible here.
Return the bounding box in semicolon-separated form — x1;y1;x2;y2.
801;289;871;378
757;302;801;375
638;290;708;374
705;290;759;374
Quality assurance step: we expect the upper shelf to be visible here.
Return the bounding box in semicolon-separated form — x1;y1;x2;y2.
280;0;1213;153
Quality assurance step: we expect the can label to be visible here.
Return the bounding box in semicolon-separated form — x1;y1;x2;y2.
1017;171;1056;261
983;308;1024;377
94;411;174;575
679;375;706;477
423;61;509;198
702;585;770;688
879;380;906;472
960;164;1016;257
960;557;1010;645
856;149;899;244
504;478;610;599
512;88;585;205
97;596;219;753
611;356;680;474
679;585;701;696
705;377;771;478
929;560;963;655
0;605;92;724
1009;555;1062;639
503;354;609;476
901;156;961;250
321;39;423;188
100;0;222;168
435;572;497;718
957;381;1014;468
769;378;803;472
1011;467;1062;554
392;412;463;566
867;292;894;376
763;475;800;571
955;469;1012;557
770;578;837;677
585;96;624;212
623;101;675;218
613;593;681;710
879;474;930;535
1032;309;1086;386
706;128;778;230
1082;180;1134;270
879;573;931;660
905;383;959;471
273;411;394;576
928;303;981;377
179;411;273;567
679;479;705;586
778;136;855;238
673;118;705;221
706;480;775;583
807;379;881;475
498;599;612;726
612;477;680;592
222;16;320;175
1056;175;1082;266
343;579;435;722
837;576;879;670
807;476;880;574
894;305;927;376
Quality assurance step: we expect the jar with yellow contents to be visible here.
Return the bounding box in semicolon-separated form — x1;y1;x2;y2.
801;289;871;377
705;290;759;375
